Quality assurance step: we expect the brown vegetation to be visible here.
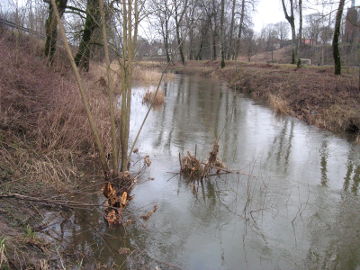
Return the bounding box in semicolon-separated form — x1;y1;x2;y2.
180;144;227;180
142;89;165;106
0;32;113;190
133;65;175;85
0;31;114;267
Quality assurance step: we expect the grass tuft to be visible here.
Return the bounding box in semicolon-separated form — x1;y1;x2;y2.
268;94;289;114
142;89;165;106
0;237;7;269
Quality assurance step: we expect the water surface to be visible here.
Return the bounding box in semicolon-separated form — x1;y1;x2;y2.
47;74;360;270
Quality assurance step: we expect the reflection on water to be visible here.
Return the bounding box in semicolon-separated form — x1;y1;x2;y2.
43;75;360;269
320;140;329;186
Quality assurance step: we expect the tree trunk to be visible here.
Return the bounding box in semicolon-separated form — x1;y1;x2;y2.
44;0;67;64
212;21;217;60
188;26;194;60
298;0;303;49
290;22;297;64
281;0;297;64
176;26;186;64
211;0;217;60
74;0;100;72
196;39;204;60
173;0;188;65
220;0;225;68
188;3;195;60
332;0;345;75
164;32;171;63
234;0;245;60
197;18;210;60
227;0;236;59
160;14;171;63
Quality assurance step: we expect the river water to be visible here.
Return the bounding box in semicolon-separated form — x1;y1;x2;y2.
48;74;360;270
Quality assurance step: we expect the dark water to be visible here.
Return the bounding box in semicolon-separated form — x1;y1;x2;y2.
45;75;360;270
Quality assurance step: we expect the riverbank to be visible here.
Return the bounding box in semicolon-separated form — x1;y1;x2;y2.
0;31;112;268
158;60;360;141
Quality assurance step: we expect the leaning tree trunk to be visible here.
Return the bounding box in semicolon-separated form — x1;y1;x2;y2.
74;0;100;71
44;0;67;64
332;0;345;75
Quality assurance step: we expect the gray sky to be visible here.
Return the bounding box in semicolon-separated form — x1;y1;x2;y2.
2;0;359;35
253;0;359;33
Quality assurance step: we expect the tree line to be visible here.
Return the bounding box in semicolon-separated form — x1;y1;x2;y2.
0;0;359;74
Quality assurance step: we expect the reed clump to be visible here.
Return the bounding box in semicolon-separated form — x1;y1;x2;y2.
180;143;226;180
142;89;165;106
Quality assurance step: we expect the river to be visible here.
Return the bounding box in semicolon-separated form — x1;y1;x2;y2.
46;74;360;270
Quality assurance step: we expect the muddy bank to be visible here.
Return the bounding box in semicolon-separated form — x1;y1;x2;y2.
160;60;360;140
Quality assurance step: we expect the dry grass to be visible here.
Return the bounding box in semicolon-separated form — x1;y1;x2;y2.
133;66;175;84
90;61;175;89
0;31;113;193
142;89;165;106
268;94;289;114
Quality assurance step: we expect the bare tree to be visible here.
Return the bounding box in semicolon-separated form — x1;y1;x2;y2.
234;0;246;60
274;21;289;48
281;0;297;64
173;0;188;64
332;0;345;75
150;0;173;63
44;0;67;64
211;0;218;60
74;0;100;71
220;0;225;67
227;0;236;59
298;0;303;48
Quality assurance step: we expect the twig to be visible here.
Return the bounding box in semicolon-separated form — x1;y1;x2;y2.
56;247;66;270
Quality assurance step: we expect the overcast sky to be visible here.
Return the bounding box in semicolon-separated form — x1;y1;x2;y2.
253;0;358;33
1;0;359;35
